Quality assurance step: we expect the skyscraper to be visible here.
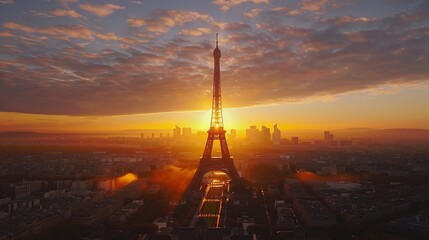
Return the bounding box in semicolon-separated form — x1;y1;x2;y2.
272;124;281;145
173;125;181;139
324;131;334;145
291;136;299;145
261;125;271;144
229;129;237;142
246;125;260;144
182;127;192;143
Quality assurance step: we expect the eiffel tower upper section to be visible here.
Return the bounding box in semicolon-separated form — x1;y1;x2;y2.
202;34;230;160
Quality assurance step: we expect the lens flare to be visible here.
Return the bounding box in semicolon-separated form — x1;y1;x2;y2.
115;173;138;189
296;171;359;182
147;166;196;201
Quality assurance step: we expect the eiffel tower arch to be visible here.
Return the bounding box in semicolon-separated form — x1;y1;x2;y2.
187;34;241;192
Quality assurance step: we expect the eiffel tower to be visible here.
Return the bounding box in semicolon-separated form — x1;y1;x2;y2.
187;34;241;192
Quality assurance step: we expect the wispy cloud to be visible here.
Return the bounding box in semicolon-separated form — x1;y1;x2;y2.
300;0;328;12
180;28;211;36
0;0;14;4
95;32;119;41
128;9;213;32
0;31;15;38
243;8;263;18
212;0;269;12
79;3;124;17
4;22;95;40
51;9;83;18
29;9;84;19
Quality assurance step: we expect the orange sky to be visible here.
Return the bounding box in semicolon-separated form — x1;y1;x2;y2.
1;82;428;133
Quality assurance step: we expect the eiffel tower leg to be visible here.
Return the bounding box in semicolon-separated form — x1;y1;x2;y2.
202;135;214;159
219;134;230;158
188;165;206;192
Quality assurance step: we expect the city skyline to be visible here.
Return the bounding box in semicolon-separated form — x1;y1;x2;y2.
1;0;429;132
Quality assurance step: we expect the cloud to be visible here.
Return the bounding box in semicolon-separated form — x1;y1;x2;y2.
212;0;269;12
325;16;372;26
1;1;429;116
2;18;429;116
127;18;146;27
29;9;83;19
297;0;353;14
0;38;213;115
243;8;263;18
3;22;34;33
28;10;54;17
300;0;328;12
51;9;83;19
128;9;213;32
118;36;146;44
127;18;168;32
0;31;15;38
243;6;301;19
0;0;14;4
3;22;127;44
271;6;301;16
3;22;94;40
60;0;78;3
96;32;119;41
223;22;252;32
180;28;211;36
79;3;124;17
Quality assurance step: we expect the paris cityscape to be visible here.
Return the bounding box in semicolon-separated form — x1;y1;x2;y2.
1;0;429;240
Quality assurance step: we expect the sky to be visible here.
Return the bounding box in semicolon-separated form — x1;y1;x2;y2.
1;0;429;132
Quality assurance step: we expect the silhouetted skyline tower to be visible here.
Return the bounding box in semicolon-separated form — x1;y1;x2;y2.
188;34;240;191
272;124;281;145
324;131;334;145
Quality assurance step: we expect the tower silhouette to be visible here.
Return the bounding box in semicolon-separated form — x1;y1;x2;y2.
187;34;240;191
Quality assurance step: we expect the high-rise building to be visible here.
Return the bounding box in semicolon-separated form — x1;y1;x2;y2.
12;183;31;199
246;126;260;144
182;127;192;143
98;179;115;192
272;124;281;145
291;136;299;145
261;125;271;144
173;125;181;139
324;131;334;145
229;129;237;142
197;131;206;141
